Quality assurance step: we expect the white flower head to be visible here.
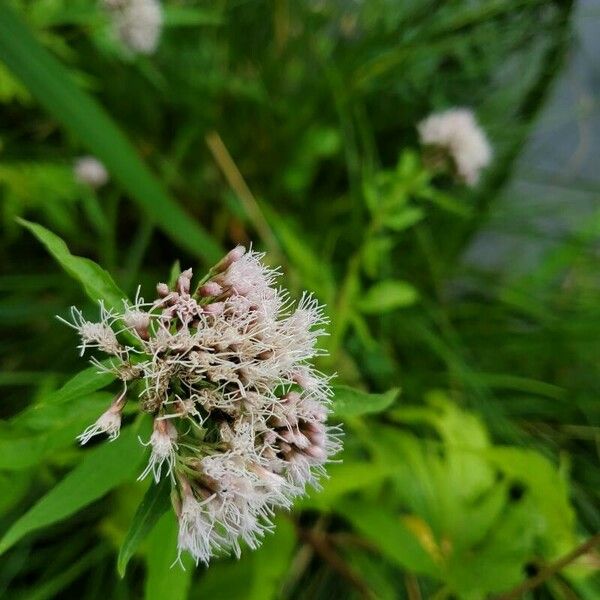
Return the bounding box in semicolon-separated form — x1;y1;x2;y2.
62;245;340;565
139;418;178;483
177;491;224;566
74;156;109;189
418;108;492;186
77;388;127;445
103;0;163;55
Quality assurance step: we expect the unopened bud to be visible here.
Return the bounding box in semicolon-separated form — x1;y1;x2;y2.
156;282;169;297
198;281;223;297
177;268;193;294
215;245;246;272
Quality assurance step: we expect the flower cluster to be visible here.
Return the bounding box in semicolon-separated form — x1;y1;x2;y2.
62;247;341;564
102;0;163;56
74;156;109;189
418;108;492;186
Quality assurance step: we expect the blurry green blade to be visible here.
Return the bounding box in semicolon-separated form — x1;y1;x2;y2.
19;219;127;311
145;512;193;600
0;418;150;555
0;4;222;263
118;476;172;577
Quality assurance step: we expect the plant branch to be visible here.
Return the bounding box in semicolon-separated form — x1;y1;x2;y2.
297;527;375;600
496;532;600;600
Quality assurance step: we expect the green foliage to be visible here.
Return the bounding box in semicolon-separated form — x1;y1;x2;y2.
331;385;399;417
19;219;127;311
359;280;419;314
330;395;582;598
118;476;172;577
0;3;221;262
1;0;597;599
0;418;149;555
145;512;193;600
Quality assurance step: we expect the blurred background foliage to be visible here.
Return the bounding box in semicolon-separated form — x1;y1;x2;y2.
0;0;599;598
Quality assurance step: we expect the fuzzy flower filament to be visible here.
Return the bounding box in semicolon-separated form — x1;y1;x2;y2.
63;246;341;564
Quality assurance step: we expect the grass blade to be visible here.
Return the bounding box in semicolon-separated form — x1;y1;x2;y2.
0;4;222;262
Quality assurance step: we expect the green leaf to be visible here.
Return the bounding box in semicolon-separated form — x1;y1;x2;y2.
246;517;296;600
361;236;393;278
358;280;419;314
383;206;425;231
331;385;399;417
13;365;115;428
0;392;113;471
337;500;439;577
262;204;335;303
0;420;149;555
299;461;401;509
18;219;127;311
164;6;224;27
485;446;576;558
145;512;193;600
118;476;172;577
194;517;296;600
0;5;221;262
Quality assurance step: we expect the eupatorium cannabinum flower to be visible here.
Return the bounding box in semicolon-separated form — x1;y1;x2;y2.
61;247;341;564
418;108;492;186
74;156;109;189
102;0;163;55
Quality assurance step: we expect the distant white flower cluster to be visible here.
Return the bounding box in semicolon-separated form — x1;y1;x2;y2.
74;156;109;189
61;247;340;564
418;108;492;186
102;0;163;55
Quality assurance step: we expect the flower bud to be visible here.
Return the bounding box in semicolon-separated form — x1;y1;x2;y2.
198;281;223;297
215;245;246;272
156;282;169;297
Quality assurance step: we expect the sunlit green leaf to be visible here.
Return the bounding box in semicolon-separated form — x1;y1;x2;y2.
383;206;425;231
337;499;439;577
331;385;399;417
358;280;419;314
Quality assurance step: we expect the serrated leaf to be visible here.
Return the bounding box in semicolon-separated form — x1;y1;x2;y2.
0;5;221;261
0;420;149;555
358;280;419;314
118;476;172;577
331;385;399;417
18;219;126;311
